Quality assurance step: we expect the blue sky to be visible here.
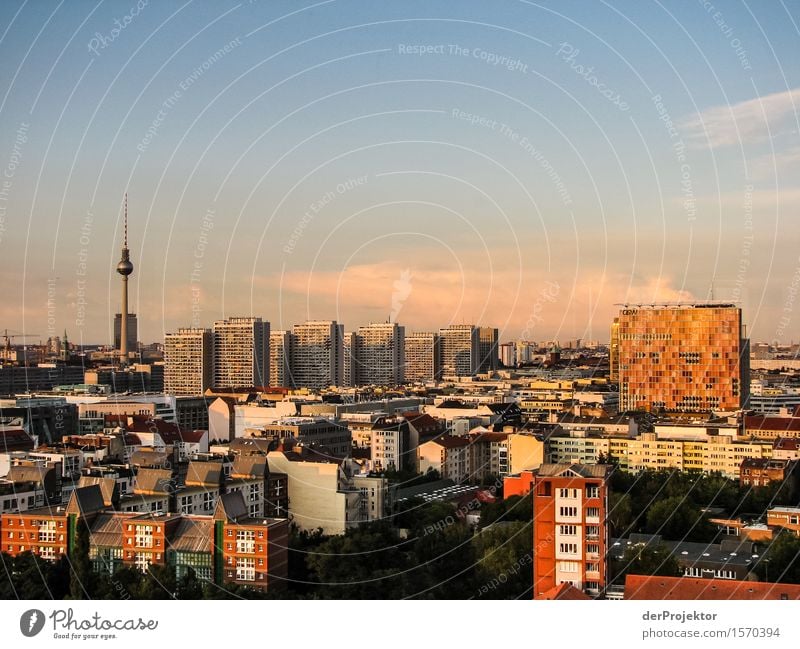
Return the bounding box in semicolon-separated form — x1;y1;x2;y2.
0;0;798;345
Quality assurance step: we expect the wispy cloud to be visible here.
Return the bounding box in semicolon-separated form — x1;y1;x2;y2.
748;146;800;181
680;87;800;150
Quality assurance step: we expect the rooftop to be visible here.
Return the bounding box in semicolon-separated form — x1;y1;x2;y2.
624;575;800;600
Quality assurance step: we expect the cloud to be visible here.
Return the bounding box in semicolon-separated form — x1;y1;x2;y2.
748;146;800;181
679;87;800;150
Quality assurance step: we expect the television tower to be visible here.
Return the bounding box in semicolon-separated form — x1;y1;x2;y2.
116;194;134;365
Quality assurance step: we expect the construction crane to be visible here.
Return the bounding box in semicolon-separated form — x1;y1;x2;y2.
2;329;39;353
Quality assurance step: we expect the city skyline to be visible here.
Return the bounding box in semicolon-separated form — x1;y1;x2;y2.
0;1;798;345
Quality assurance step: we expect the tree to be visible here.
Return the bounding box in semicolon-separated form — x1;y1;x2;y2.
69;518;93;599
176;567;204;599
755;532;800;584
607;492;633;538
645;496;716;542
473;521;532;599
305;522;407;598
138;563;176;599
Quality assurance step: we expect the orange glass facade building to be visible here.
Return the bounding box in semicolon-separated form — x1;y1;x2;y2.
614;304;749;413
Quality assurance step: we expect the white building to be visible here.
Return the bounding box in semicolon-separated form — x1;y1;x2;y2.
404;332;441;382
439;324;479;377
212;317;269;389
355;323;405;386
269;330;293;388
290;320;344;390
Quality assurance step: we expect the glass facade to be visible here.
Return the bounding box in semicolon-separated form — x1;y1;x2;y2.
616;305;745;412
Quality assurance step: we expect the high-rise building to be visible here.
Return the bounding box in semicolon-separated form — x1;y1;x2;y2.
115;195;134;365
532;463;612;599
404;332;441;383
212;317;269;389
478;327;499;373
613;303;749;413
290;321;343;390
342;331;357;388
354;323;405;386
609;317;620;383
113;313;138;355
439;324;479;377
499;342;516;367
164;328;212;396
269;330;293;388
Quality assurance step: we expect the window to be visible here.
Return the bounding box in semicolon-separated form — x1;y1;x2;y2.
586;544;600;555
559;561;579;572
558;543;578;555
559;525;577;536
134;526;154;548
559;506;578;518
586;484;599;498
236;557;256;581
586;507;600;519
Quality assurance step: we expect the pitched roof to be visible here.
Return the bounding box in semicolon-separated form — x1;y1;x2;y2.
6;464;53;485
468;431;510;444
231;456;266;479
229;437;275;455
65;485;106;516
180;430;207;444
537;463;612;479
0;429;35;450
428;435;470;449
624;575;800;600
745;415;800;433
213;490;248;523
89;512;128;548
538;582;592;600
170;517;213;553
185;461;223;486
774;437;800;451
134;468;173;494
78;476;119;507
130;450;169;467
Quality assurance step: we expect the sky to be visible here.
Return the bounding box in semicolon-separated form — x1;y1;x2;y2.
0;0;798;346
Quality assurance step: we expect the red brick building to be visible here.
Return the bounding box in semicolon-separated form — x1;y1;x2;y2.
121;513;182;571
214;492;288;592
532;463;612;599
0;485;105;560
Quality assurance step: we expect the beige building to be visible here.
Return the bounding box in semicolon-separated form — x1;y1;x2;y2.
269;330;293;388
164;327;212;396
404;332;441;383
417;436;470;482
212;317;269;389
290;320;344;390
439;324;479;377
354;323;405;386
266;449;361;535
547;430;772;479
506;432;546;474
